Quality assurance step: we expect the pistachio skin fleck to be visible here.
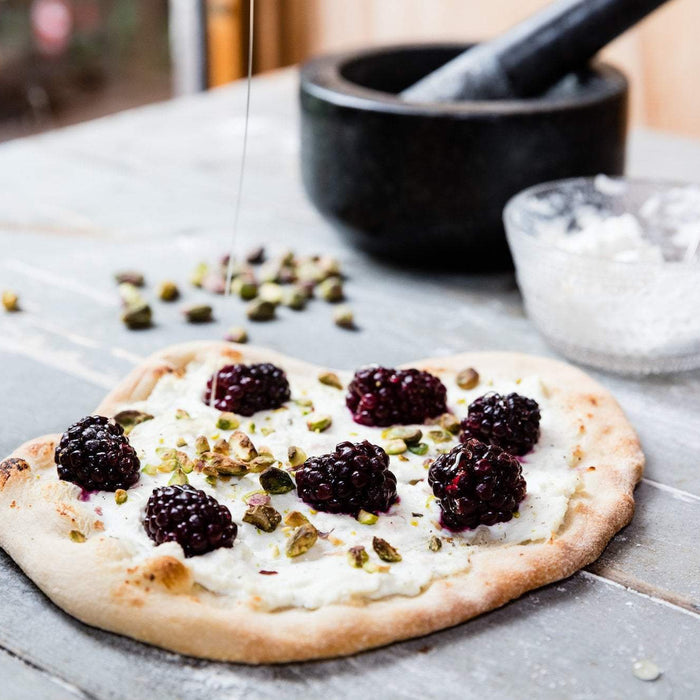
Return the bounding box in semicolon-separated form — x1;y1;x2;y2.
457;368;480;390
286;523;318;557
69;530;87;543
347;545;369;568
243;504;282;532
259;466;295;494
157;280;180;302
373;537;402;562
1;290;20;312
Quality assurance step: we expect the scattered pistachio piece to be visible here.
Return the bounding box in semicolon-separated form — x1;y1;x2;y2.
212;438;230;455
318;277;344;303
373;536;402;563
437;413;461;435
205;474;218;487
195;435;210;455
118;282;144;306
259;467;295;494
357;510;378;525
168;468;189;486
428;536;443;552
384;438;407;455
114;489;128;505
287;445;307;468
199;452;248;476
246;298;276;321
333;305;355;329
243;504;282;532
115;271;144;287
347;545;369;568
121;302;152;330
244;490;271;506
182;303;213;323
216;412;240;430
307;414;332;433
456;368;479;390
408;442;429;456
284;511;309;527
113;410;154;434
190;262;209;288
428;429;453;443
294;397;313;408
229;431;258;461
176;437;187;447
69;530;86;543
318;371;343;390
157;280;180;301
142;464;158;476
246;246;265;265
386;426;422;445
224;326;248;344
282;286;307;310
248;454;276;473
175;408;190;420
1;290;20;312
286;523;318;558
259;282;283;305
231;276;259;300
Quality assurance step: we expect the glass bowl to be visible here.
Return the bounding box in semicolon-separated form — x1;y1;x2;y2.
504;176;700;375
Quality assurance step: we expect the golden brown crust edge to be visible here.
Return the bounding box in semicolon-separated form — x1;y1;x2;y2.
0;341;644;663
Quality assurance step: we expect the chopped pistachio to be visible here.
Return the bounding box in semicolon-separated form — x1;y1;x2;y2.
168;468;189;486
195;435;210;455
284;511;309;527
212;438;230;455
318;256;341;277
244;490;271;506
118;282;144;306
287;445;307;468
318;277;344;303
259;282;283;305
347;545;369;568
113;410;153;434
307;414;332;433
246;298;276;322
231;276;258;300
428;429;453;443
182;303;213;324
260;426;275;437
199;452;248;476
428;535;443;552
224;326;248;344
176;437;187;447
294;397;314;408
318;371;343;390
373;536;402;563
384;438;407;455
259;261;282;284
243;504;282;532
248;454;276;473
259;467;295;494
357;510;378;525
229;431;258;461
141;464;158;476
296;259;324;284
333;305;355;329
456;368;479;390
205;474;218;487
408;442;429;456
202;272;227;295
437;413;461;435
121;302;152;330
114;271;144;287
216;412;239;430
190;261;209;288
114;489;128;505
69;530;87;543
282;286;307;310
157;280;180;301
386;426;422;445
286;523;318;558
246;246;265;265
175;408;190;420
1;290;20;312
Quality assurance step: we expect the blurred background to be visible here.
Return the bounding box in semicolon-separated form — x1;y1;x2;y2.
0;0;697;143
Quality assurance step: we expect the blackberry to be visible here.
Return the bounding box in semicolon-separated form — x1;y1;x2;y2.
295;441;398;515
54;415;140;492
346;366;447;426
428;438;526;530
144;485;237;558
203;363;290;416
460;392;541;456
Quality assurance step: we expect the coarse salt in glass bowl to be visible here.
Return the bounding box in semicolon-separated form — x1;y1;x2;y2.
503;176;700;375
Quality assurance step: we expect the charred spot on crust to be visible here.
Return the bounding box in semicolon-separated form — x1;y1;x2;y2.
0;458;30;488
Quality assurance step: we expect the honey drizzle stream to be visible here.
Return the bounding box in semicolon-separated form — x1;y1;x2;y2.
223;0;255;300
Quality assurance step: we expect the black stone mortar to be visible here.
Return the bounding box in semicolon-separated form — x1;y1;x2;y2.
299;44;628;270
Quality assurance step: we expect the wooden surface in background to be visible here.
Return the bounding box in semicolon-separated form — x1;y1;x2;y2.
255;0;700;139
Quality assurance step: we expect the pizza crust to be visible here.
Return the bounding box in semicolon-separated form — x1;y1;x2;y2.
0;342;643;663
